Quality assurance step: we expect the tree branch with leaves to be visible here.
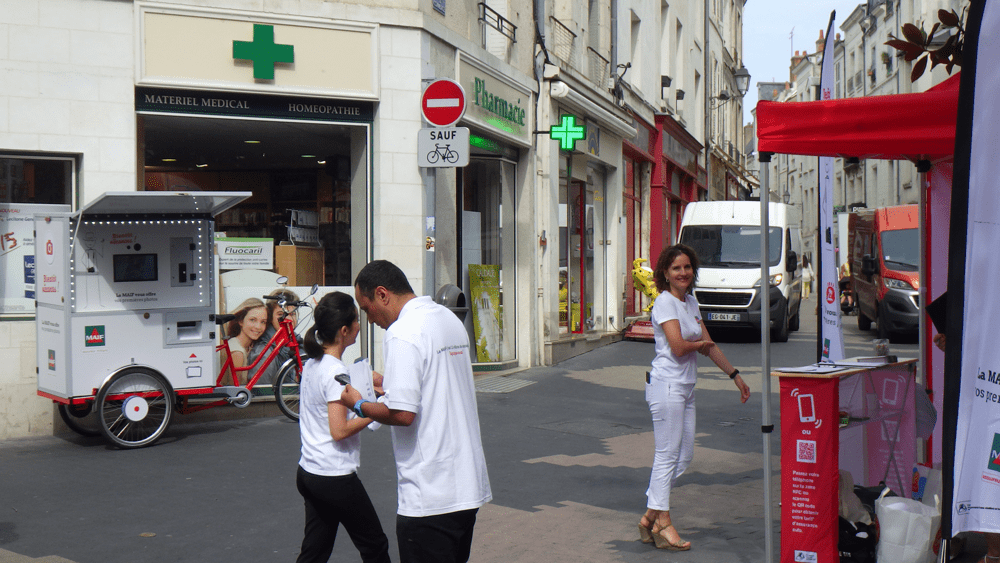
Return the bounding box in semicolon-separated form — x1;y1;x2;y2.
885;8;965;82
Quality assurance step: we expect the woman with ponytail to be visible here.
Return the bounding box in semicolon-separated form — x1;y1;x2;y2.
295;291;390;563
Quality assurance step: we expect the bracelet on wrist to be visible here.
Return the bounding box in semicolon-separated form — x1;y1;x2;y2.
729;369;740;380
353;400;369;418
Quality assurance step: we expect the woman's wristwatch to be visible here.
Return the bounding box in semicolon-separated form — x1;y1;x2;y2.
729;369;740;380
353;400;369;418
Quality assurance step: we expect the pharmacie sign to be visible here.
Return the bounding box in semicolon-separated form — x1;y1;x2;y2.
459;56;531;143
136;87;373;123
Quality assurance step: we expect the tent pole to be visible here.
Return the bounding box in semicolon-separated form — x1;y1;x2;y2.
759;151;774;563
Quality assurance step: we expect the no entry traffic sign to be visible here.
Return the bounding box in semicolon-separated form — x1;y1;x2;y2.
421;78;466;127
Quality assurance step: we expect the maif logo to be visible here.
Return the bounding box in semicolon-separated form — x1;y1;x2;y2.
987;434;1000;473
84;325;106;347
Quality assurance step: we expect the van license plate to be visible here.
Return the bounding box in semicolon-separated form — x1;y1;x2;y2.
709;313;740;322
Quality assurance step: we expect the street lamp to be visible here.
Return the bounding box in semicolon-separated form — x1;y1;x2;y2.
705;64;752;201
734;65;751;97
710;66;751;109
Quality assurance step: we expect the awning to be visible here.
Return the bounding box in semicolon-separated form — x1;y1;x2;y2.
756;73;960;161
77;191;251;217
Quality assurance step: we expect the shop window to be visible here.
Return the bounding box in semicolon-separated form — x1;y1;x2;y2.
139;114;368;287
0;156;73;205
0;154;75;317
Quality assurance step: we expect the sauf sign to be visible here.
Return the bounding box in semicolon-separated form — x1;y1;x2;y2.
418;78;470;168
417;127;470;168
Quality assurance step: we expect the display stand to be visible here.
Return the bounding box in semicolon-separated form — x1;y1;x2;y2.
772;358;918;563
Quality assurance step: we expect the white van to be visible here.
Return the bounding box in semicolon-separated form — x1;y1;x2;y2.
677;201;802;342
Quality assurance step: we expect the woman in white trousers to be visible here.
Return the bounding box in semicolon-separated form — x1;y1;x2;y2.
638;244;751;551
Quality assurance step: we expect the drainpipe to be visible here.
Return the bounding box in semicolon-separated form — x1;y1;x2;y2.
534;0;551;365
610;0;618;71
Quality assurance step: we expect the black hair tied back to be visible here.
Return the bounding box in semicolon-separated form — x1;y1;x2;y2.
302;292;358;360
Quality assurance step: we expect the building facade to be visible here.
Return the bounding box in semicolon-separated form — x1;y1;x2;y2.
0;0;541;438
2;0;752;439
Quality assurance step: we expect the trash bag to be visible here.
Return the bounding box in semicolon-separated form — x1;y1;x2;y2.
839;516;877;563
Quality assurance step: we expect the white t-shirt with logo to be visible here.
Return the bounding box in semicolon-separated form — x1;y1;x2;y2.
298;355;361;476
382;296;493;517
650;292;704;384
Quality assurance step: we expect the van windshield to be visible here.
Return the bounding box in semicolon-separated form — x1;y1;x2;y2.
880;228;918;271
679;225;782;267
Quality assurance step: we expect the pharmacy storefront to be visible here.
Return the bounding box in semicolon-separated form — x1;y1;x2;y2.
449;54;532;368
136;5;377;287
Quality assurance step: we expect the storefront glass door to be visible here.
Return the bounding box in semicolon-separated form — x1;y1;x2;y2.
462;156;517;362
559;158;606;334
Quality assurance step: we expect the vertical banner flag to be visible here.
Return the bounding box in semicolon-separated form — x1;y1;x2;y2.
950;0;1000;537
818;12;845;362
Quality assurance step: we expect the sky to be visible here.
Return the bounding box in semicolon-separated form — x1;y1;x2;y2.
742;1;863;125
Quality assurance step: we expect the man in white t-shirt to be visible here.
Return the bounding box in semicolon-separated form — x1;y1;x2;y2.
341;260;492;563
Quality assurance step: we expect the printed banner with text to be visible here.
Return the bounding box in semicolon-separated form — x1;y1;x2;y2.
952;0;1000;535
818;12;845;362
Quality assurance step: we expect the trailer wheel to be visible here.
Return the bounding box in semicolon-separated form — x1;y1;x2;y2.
273;359;302;422
58;402;101;437
96;368;174;449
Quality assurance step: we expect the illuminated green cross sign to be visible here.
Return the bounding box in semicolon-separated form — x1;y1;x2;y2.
549;115;586;151
233;24;294;80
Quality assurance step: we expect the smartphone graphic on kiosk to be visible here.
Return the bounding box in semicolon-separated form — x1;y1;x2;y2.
798;394;816;423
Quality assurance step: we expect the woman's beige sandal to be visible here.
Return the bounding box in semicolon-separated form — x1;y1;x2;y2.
651;523;691;551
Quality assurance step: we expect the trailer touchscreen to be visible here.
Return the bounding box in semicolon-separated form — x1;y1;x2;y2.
113;253;158;283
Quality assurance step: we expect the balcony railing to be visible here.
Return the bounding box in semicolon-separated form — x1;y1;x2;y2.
479;3;516;43
587;47;609;89
549;16;580;71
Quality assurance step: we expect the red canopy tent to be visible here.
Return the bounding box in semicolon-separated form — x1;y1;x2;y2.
756;72;959;161
754;72;961;470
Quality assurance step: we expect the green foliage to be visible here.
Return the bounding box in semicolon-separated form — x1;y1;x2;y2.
885;8;965;82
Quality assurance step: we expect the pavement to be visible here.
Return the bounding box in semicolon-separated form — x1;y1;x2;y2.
0;295;988;563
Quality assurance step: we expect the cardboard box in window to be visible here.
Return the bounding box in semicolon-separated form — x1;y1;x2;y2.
275;243;325;286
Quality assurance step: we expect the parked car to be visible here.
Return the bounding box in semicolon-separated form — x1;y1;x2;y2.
678;201;802;342
847;205;920;341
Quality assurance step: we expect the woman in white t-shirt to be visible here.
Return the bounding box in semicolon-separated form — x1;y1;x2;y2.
638;244;751;551
295;291;390;563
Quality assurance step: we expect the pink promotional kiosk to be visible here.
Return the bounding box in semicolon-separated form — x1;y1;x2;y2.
757;73;959;562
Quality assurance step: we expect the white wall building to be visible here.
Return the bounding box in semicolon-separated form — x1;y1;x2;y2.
0;0;539;440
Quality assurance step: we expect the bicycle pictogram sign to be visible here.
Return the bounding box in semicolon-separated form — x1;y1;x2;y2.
417;127;470;167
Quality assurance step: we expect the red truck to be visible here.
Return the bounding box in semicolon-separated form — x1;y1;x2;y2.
847;205;920;341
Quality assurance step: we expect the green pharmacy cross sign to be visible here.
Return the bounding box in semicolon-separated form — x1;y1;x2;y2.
549;115;586;151
233;24;294;80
